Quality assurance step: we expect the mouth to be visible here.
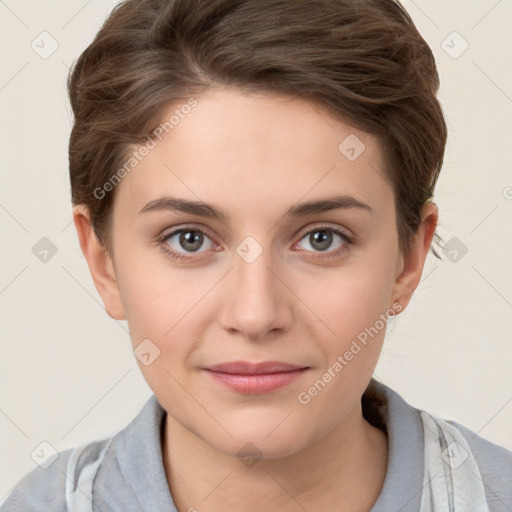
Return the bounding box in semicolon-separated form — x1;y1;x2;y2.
202;360;311;393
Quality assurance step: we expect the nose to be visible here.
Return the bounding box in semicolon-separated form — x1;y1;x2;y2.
219;244;294;341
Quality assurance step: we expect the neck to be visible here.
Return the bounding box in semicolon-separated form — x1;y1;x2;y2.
162;400;388;512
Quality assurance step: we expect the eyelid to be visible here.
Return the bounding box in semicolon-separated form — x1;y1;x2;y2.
158;222;355;260
294;222;354;244
159;222;353;244
159;223;218;244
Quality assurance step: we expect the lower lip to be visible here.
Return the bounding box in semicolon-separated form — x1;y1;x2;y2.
203;368;309;393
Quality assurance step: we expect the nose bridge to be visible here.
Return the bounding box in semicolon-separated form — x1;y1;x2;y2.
221;236;291;338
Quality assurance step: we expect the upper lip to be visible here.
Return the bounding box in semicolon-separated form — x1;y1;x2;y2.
204;361;309;375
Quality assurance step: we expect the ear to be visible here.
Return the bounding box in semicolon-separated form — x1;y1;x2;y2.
73;205;126;320
391;202;438;312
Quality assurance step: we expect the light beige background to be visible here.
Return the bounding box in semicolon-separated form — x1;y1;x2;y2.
1;0;511;501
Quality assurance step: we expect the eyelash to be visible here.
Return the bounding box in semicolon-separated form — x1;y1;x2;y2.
158;224;354;262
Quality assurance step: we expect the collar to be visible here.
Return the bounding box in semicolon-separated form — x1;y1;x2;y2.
101;378;425;511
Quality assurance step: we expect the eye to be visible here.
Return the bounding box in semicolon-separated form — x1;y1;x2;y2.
294;225;353;258
159;226;216;261
158;224;353;262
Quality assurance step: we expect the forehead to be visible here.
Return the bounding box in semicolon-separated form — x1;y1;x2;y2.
114;87;393;221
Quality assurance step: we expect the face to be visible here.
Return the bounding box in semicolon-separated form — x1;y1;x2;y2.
90;87;413;459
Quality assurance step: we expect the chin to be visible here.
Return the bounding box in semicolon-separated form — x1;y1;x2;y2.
202;423;310;462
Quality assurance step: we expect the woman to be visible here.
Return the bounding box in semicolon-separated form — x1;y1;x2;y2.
2;0;511;511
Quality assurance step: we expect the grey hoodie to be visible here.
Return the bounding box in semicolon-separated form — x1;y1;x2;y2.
2;378;511;511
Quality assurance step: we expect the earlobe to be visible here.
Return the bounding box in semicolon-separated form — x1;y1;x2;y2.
390;202;439;312
72;205;126;320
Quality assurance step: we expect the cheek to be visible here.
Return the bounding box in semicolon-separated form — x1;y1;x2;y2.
119;239;397;353
117;272;173;344
291;263;394;423
115;244;197;335
115;253;220;385
118;263;201;398
298;258;396;344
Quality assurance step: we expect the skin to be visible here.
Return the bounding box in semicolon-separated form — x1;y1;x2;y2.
74;87;437;512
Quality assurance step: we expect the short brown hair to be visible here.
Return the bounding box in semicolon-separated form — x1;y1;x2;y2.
67;0;447;257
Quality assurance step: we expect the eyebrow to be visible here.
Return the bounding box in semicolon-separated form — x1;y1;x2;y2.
138;194;374;221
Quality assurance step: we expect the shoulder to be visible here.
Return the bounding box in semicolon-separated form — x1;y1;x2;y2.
448;419;512;511
0;447;73;512
366;379;512;511
0;395;162;512
0;436;113;512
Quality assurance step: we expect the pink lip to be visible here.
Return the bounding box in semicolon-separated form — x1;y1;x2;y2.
203;360;310;393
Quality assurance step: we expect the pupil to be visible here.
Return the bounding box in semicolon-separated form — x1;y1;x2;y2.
180;230;203;252
311;230;332;251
